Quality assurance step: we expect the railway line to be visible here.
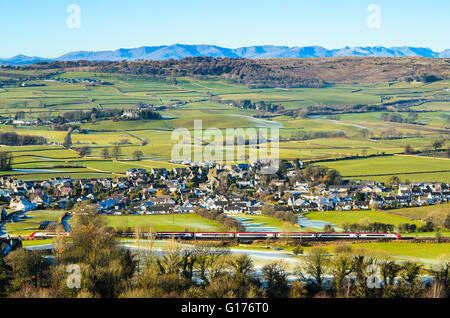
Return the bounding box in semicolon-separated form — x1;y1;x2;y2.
29;231;402;241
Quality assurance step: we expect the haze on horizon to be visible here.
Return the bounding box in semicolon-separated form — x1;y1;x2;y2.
1;0;449;58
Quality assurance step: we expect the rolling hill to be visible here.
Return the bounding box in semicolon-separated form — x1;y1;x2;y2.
1;44;450;65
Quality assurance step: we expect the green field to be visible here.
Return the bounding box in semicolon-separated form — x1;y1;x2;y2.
384;204;450;227
105;214;226;232
0;72;448;182
235;241;449;260
350;242;450;265
229;214;301;232
21;238;55;246
304;210;425;229
319;155;450;183
3;210;65;236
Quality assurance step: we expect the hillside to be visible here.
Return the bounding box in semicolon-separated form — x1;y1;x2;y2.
15;56;450;88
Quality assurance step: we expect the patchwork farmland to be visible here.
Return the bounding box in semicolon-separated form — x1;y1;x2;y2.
0;70;448;182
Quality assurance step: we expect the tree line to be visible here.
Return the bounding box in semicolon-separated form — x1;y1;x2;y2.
47;108;162;125
51;109;122;123
300;166;343;187
341;221;436;234
0;132;47;146
194;207;245;232
0;152;12;171
139;109;162;120
261;205;298;226
19;58;326;89
288;130;346;141
381;112;418;124
231;99;285;113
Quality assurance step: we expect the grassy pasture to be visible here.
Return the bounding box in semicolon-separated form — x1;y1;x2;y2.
319;155;450;183
3;210;65;236
105;214;226;232
383;204;450;227
350;242;450;264
304;210;425;230
0;72;448;181
228;214;301;232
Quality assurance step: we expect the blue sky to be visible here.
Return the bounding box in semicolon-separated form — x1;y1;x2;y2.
1;0;449;57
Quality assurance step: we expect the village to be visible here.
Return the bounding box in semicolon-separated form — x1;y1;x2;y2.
1;160;449;220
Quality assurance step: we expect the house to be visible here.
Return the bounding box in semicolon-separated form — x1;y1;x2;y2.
178;201;195;213
414;196;427;206
10;198;36;212
173;168;188;177
149;196;175;205
223;205;244;214
101;179;112;189
146;204;175;214
151;168;168;178
328;185;352;193
426;183;443;192
398;184;412;196
288;195;305;207
360;185;383;194
80;181;94;192
428;192;443;202
354;201;370;210
247;206;262;215
121;111;139;119
11;180;30;194
396;195;410;207
335;201;353;211
443;191;450;201
58;186;73;197
236;180;254;188
384;196;397;208
411;189;422;198
126;168;147;178
164;181;183;193
291;200;313;212
286;171;296;178
29;192;51;207
211;175;223;187
295;159;305;169
98;198;118;211
237;163;249;171
369;196;385;209
270;179;286;187
86;193;97;202
209;200;228;210
316;196;334;211
294;182;310;193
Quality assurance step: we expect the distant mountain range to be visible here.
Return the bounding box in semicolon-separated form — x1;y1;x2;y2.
1;45;450;65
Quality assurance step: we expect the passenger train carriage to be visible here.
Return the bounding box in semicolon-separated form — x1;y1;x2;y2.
235;232;277;239
359;233;400;239
317;233;359;239
29;232;70;238
154;232;194;239
194;232;235;239
277;232;317;239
